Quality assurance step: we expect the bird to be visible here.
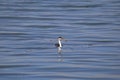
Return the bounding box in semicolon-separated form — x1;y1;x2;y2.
55;37;64;48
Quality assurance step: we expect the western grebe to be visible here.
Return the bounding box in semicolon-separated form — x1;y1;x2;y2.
55;37;63;48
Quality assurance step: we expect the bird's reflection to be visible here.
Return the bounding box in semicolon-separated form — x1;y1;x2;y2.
57;47;63;62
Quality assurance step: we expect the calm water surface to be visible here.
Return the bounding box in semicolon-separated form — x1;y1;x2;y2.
0;0;120;80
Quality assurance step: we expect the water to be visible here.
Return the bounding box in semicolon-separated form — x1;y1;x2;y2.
0;0;120;80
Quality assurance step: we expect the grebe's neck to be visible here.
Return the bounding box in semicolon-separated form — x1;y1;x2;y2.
58;39;62;47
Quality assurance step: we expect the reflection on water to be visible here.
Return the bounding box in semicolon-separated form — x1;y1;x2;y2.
57;47;63;62
58;47;62;53
0;0;120;80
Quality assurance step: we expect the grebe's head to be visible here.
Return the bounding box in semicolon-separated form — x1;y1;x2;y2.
58;37;64;41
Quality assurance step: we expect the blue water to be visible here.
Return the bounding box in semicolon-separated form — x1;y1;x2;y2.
0;0;120;80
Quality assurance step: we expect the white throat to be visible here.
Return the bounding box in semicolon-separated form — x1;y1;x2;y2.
58;39;62;47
